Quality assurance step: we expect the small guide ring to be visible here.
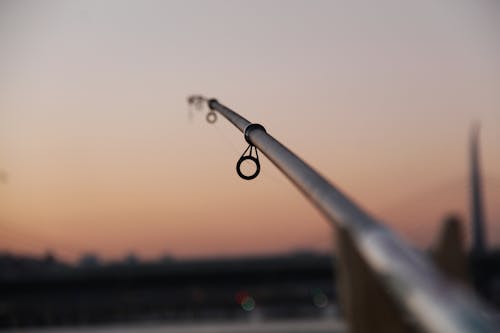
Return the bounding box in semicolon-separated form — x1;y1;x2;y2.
206;111;217;124
236;156;260;180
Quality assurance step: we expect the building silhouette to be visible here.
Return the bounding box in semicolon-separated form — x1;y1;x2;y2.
470;125;486;255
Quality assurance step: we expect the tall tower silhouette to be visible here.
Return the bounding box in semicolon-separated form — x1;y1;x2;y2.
470;125;486;255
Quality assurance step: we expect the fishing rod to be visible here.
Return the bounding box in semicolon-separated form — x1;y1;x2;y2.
187;95;497;333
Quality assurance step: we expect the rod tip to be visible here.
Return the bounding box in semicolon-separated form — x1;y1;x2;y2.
207;98;218;110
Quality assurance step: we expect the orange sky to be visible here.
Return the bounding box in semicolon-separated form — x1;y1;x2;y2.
0;0;499;262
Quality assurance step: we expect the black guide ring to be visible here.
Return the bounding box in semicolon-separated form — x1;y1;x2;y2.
206;111;217;124
236;145;260;180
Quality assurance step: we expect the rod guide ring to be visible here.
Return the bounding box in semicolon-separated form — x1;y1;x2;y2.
236;155;260;180
206;111;217;123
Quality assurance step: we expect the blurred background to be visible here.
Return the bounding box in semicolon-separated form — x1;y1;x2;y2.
0;0;499;332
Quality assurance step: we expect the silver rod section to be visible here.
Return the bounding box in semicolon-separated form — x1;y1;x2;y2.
203;97;497;333
208;99;251;131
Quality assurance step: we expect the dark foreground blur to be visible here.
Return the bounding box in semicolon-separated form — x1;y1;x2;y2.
3;318;346;333
0;252;338;328
1;250;500;330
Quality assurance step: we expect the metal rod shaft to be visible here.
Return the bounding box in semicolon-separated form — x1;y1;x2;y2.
203;97;497;333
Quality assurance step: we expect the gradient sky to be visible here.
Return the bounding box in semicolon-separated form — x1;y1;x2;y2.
1;0;499;262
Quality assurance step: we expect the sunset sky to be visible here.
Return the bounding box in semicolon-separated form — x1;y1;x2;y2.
1;0;499;262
